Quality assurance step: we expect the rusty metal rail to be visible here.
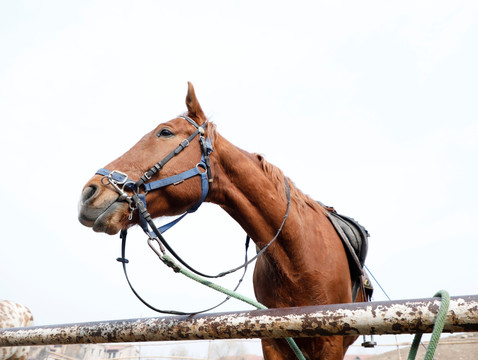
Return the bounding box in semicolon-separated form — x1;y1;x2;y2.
1;295;477;347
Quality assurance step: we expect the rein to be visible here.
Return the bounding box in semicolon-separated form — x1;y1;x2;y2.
96;115;291;314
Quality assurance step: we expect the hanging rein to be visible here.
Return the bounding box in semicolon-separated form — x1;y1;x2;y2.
96;115;291;315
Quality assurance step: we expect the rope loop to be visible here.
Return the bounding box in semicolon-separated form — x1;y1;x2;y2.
407;290;450;360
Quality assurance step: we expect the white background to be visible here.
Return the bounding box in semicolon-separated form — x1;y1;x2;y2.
1;1;477;357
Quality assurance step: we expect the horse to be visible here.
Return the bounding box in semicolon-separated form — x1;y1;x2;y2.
0;300;34;360
78;82;370;360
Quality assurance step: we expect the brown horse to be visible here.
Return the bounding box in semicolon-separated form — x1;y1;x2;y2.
78;83;368;360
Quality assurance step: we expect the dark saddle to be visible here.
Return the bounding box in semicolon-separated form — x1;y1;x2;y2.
318;202;373;301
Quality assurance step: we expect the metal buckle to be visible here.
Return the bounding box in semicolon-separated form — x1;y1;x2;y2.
196;163;206;173
109;170;129;185
100;170;136;208
148;237;165;257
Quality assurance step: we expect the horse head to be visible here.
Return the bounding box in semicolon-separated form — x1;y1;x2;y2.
78;82;212;235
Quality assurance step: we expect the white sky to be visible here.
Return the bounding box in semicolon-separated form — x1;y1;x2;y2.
1;0;477;357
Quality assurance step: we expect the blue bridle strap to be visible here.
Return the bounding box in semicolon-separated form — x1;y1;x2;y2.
95;123;213;234
97;116;235;281
144;167;201;192
96;164;208;234
96;168;132;186
142;151;210;234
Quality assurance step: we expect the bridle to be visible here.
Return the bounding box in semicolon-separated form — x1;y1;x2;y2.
97;115;212;232
96;115;291;315
97;115;216;259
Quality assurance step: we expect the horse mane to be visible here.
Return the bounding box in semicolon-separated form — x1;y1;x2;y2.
253;153;327;216
206;120;327;216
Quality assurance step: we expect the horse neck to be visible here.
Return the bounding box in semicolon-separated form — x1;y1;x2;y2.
206;132;355;309
208;133;305;259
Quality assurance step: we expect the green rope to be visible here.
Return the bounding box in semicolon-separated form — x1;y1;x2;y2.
407;290;450;360
161;255;307;360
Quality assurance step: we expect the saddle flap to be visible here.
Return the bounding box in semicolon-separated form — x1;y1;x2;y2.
321;205;369;281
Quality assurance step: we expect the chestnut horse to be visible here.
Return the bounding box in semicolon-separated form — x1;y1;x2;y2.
78;83;368;360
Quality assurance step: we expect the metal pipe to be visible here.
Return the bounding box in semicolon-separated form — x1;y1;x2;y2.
1;295;477;346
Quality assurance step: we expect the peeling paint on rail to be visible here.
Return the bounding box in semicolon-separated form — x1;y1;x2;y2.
1;296;477;346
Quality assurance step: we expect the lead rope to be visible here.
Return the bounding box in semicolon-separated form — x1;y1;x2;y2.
153;251;307;360
407;290;450;360
365;265;449;359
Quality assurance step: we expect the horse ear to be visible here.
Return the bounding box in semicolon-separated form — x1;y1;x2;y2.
186;82;206;124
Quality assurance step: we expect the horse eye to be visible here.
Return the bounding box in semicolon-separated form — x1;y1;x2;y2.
157;128;174;138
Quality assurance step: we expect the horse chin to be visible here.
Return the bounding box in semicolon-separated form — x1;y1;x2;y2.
92;202;127;235
78;200;128;235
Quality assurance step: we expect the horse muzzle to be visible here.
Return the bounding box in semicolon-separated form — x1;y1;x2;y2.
78;183;129;235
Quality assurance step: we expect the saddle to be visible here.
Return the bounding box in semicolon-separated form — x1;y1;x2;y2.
318;202;373;301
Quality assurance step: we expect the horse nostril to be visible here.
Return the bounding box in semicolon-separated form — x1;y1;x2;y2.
81;185;98;204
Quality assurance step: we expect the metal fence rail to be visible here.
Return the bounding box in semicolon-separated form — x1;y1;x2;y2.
1;295;477;347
